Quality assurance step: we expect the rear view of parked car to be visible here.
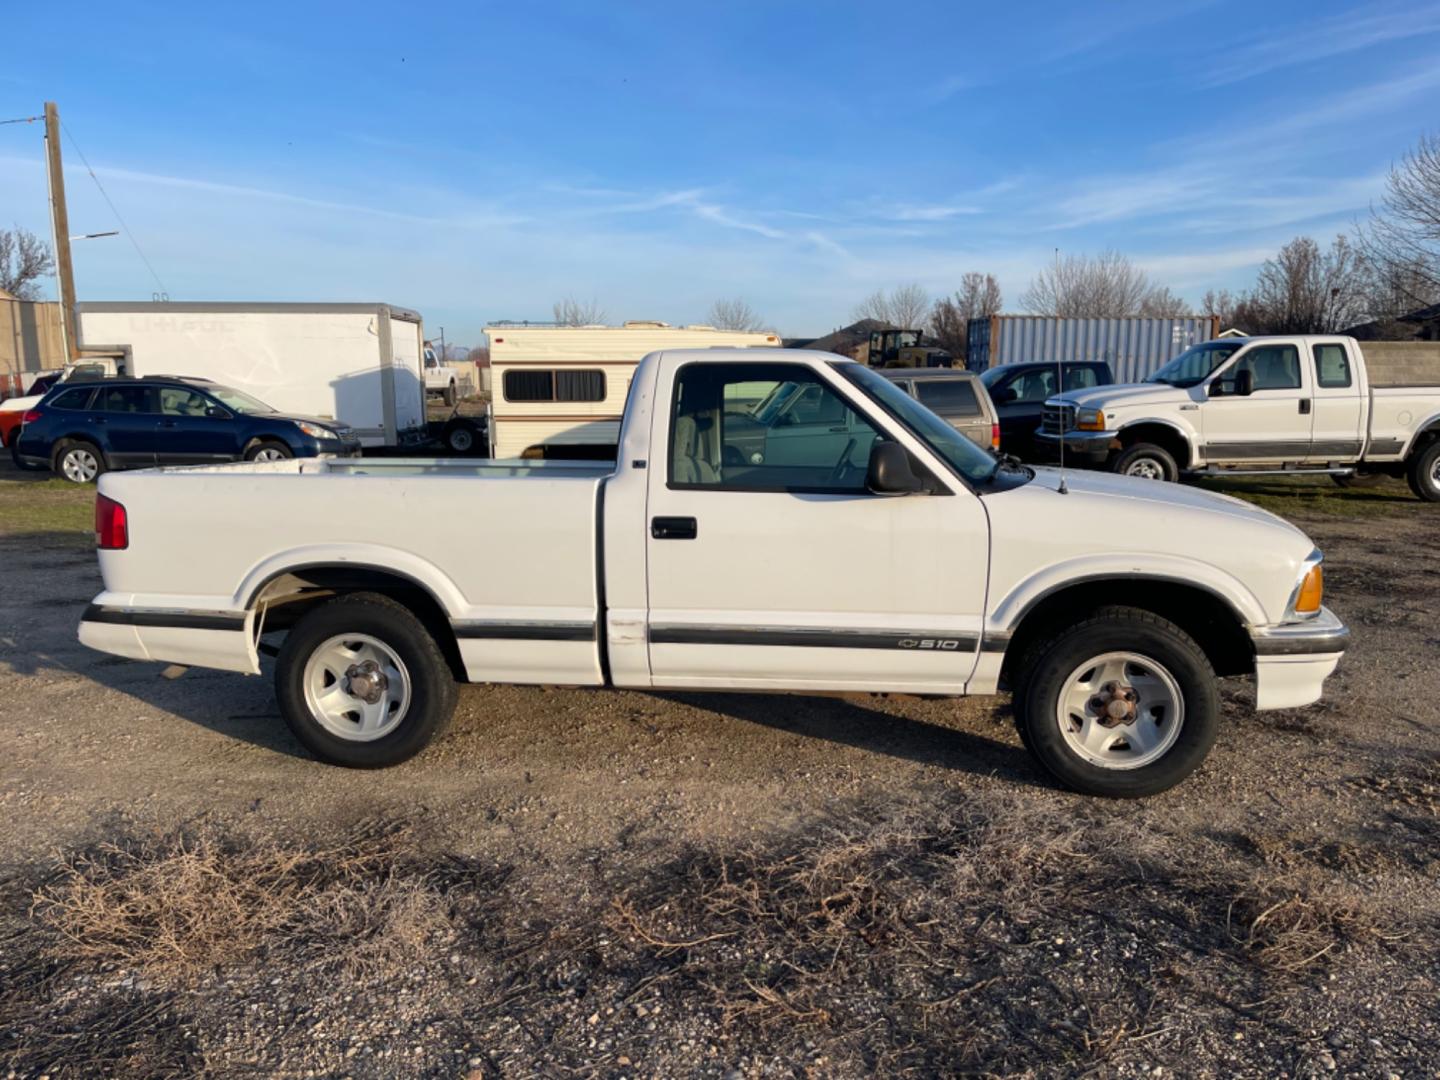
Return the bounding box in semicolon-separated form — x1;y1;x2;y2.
980;361;1113;461
881;370;1000;452
12;376;362;483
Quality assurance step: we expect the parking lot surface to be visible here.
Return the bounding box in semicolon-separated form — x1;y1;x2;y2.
1;462;1436;1077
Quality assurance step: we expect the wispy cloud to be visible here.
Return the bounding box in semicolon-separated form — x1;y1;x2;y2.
1199;2;1440;86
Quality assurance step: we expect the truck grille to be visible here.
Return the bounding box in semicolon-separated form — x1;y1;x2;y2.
1041;403;1075;435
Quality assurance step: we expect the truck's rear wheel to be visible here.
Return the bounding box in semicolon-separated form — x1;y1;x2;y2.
275;593;458;767
1111;443;1177;482
1013;607;1219;797
1406;440;1440;503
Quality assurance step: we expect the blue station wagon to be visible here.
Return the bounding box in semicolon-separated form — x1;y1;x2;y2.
13;376;362;483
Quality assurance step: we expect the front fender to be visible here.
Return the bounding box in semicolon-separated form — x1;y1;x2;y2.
987;552;1268;636
1116;416;1198;458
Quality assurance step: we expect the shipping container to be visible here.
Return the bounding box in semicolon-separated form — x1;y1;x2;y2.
967;316;1221;384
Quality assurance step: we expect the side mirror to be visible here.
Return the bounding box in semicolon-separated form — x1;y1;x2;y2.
1233;369;1253;397
993;387;1016;404
866;440;926;496
205;405;231;419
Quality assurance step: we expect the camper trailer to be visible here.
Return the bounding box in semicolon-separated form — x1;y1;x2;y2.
486;322;778;459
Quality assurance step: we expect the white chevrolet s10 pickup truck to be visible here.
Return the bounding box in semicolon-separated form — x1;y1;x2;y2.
1036;335;1440;499
79;349;1349;797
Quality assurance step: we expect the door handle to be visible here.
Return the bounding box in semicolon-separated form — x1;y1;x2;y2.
1299;399;1311;414
651;516;697;540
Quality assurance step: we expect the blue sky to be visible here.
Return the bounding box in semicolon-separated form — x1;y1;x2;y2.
3;0;1440;344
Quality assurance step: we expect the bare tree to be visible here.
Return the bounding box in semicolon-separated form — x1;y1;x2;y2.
930;272;1003;358
853;283;931;330
0;226;55;301
466;345;490;366
1238;235;1369;334
706;297;765;332
1357;131;1440;312
1137;286;1192;318
1201;288;1240;327
552;296;608;326
1021;250;1160;317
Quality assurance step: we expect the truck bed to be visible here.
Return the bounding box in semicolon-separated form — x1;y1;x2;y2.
90;456;614;684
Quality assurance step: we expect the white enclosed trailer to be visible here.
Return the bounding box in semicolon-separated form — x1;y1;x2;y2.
77;302;428;448
486;321;779;459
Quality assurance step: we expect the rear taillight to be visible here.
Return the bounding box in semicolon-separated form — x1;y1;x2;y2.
991;423;1001;451
96;494;128;550
20;409;42;424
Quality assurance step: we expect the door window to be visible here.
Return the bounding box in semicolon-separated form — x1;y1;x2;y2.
1234;345;1301;390
1313;344;1352;388
158;388;213;416
97;386;157;413
914;379;980;415
669;362;880;492
1007;369;1057;402
1063;365;1100;391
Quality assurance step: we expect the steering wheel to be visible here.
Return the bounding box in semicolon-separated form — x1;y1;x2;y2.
828;438;858;485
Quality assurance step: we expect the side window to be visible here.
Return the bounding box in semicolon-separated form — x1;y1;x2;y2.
1235;345;1301;391
48;387;95;410
1009;369;1057;402
98;386;157;414
1314;344;1352;389
158;388;212;416
1063;365;1100;391
670;363;880;492
915;379;980;415
503;369;606;402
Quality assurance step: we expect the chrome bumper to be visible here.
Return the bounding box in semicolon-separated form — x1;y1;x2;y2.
1249;607;1350;656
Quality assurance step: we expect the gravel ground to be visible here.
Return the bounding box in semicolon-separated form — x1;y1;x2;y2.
0;465;1436;1078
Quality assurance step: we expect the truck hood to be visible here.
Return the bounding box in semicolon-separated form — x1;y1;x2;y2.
982;467;1315;626
1052;383;1191;410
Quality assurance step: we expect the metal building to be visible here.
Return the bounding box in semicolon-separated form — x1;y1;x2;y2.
966;316;1221;383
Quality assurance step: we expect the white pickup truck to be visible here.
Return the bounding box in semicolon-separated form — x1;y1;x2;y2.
78;348;1349;797
423;344;460;406
1035;335;1440;500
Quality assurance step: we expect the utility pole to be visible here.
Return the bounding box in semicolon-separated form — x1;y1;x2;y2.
438;326;446;362
44;101;79;362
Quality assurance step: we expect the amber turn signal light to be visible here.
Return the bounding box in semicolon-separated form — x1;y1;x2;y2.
1294;564;1323;613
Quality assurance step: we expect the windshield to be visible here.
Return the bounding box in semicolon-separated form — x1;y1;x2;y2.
204;386;276;414
750;381;801;424
836;364;1004;484
1146;342;1242;388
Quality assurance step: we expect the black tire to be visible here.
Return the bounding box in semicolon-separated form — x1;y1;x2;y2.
275;592;458;768
1013;606;1220;798
1406;440;1440;503
51;438;107;484
244;439;294;462
443;418;479;454
443;382;457;407
1111;442;1178;483
1330;471;1386;489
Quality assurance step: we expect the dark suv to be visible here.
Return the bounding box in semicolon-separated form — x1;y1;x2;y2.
13;376;362;483
979;361;1114;461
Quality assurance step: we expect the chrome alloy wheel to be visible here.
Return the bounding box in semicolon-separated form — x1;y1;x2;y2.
302;634;412;742
254;446;288;462
1124;457;1165;481
61;446;100;483
1056;651;1184;770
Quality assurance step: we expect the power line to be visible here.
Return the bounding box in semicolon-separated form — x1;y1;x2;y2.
60;120;170;298
1;115;43;125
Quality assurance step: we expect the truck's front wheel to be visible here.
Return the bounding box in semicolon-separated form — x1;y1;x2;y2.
275;593;458;767
1014;607;1219;797
1111;443;1177;482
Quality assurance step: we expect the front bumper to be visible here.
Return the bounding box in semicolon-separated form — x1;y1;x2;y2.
1033;428;1117;467
1249;606;1348;710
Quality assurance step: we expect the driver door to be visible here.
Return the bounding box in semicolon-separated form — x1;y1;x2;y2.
644;357;990;694
1202;342;1313;463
